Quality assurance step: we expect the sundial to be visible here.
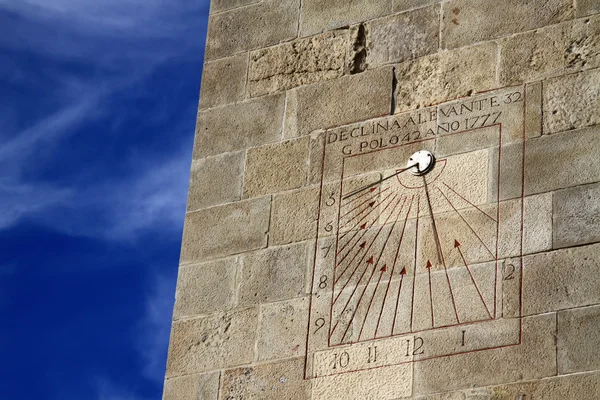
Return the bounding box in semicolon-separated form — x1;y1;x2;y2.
305;85;528;379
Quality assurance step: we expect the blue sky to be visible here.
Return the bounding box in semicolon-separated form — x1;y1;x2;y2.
0;1;210;398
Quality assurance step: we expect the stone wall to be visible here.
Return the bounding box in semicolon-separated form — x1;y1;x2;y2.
164;0;600;399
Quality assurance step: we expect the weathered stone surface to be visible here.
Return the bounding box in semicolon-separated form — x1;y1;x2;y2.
499;15;600;85
194;94;284;158
543;68;600;134
395;43;496;113
210;0;259;14
243;137;309;198
270;186;319;245
285;67;393;137
441;0;574;49
312;364;412;400
248;30;349;97
257;297;309;361
523;243;600;316
416;370;600;399
393;0;440;12
554;182;600;248
173;257;238;319
239;243;307;306
493;126;600;200
180;197;270;264
205;0;299;60
220;358;310;400
365;5;440;68
166;308;257;376
187;151;244;211
163;371;220;400
413;314;556;394
199;54;247;109
577;0;600;17
299;0;391;37
558;304;600;374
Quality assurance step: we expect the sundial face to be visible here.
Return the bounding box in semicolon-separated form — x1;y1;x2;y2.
304;85;529;379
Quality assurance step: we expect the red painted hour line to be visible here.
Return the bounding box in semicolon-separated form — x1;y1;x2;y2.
426;260;434;327
340;185;379;209
455;240;492;319
409;195;420;333
357;265;387;341
338;191;395;240
340;186;390;219
442;182;497;222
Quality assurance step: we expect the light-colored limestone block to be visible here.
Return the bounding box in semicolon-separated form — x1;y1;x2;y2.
523;243;600;315
219;358;310;400
248;30;349;97
413;314;556;394
284;67;393;137
238;243;307;306
270;186;319;245
543;68;600;134
193;94;284;158
312;363;412;400
299;0;391;37
180;197;270;264
166;307;258;376
441;0;574;49
394;0;440;13
243;137;309;198
199;54;248;109
577;0;600;17
395;42;497;113
500;15;600;85
205;0;299;60
163;371;220;400
553;182;600;248
187;151;244;211
173;257;238;319
365;5;440;68
558;304;600;374
257;297;309;361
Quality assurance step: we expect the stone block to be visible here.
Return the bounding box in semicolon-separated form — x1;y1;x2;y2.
441;0;574;49
394;42;496;113
238;243;307;306
413;313;556;394
180;197;270;264
499;16;600;85
285;67;393;137
270;186;319;245
543;68;600;134
193;94;285;158
173;257;238;319
163;371;220;400
493;126;600;199
554;182;600;248
393;0;440;13
243;137;309;198
299;0;391;37
523;243;600;316
166;307;257;376
205;0;299;61
199;54;247;109
257;297;309;361
577;0;600;17
210;0;259;14
312;364;412;400
248;30;349;97
365;5;440;68
558;304;600;374
187;151;244;211
220;358;310;400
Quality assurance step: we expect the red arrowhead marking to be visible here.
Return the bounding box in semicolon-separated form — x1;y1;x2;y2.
426;260;432;269
400;267;406;275
359;241;366;249
380;264;387;272
360;223;367;229
369;201;375;207
370;187;376;192
454;240;461;248
367;256;374;264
